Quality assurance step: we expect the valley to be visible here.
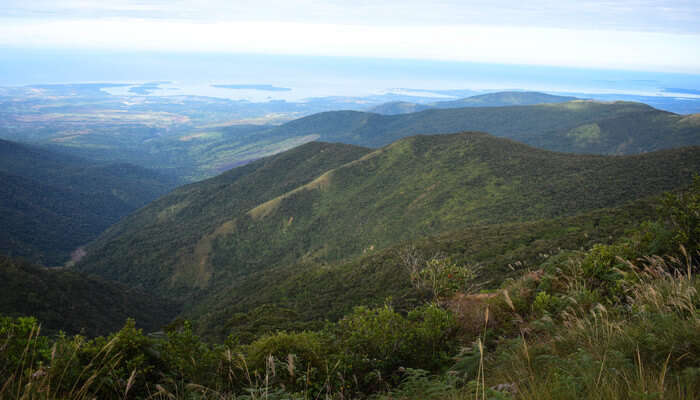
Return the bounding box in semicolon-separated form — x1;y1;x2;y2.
1;87;699;399
2;1;700;396
0;139;179;265
4;85;700;182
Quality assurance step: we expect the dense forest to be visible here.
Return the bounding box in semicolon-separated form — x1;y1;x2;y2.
262;101;700;153
1;177;697;399
1;92;699;399
75;133;700;336
0;139;180;265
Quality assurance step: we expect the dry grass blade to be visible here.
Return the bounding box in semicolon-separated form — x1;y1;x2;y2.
124;369;137;400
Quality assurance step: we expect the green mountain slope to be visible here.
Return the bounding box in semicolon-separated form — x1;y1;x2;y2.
0;139;180;265
193;195;660;339
432;91;578;109
264;101;700;154
77;133;700;335
195;133;698;283
368;101;432;115
368;91;578;115
0;254;179;336
77;142;371;296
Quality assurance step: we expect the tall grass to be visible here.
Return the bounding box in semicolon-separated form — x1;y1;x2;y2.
0;329;123;400
467;251;700;400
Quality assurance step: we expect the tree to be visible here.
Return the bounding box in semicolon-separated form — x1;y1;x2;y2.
399;246;483;304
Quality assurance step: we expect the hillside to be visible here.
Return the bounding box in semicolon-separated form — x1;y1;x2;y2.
12;97;696;182
263;100;700;154
3;177;698;399
368;101;432;115
192;195;660;339
0;254;179;336
77;142;371;296
0;139;180;265
76;133;700;334
433;91;578;109
369;91;578;115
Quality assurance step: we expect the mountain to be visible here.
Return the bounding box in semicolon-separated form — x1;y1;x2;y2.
76;142;371;296
76;133;700;336
193;195;661;339
368;101;432;115
264;100;700;154
0;254;179;336
432;91;578;109
368;91;578;115
9;94;694;182
0;139;180;265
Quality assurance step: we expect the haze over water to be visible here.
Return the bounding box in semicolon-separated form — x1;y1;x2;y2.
2;49;700;103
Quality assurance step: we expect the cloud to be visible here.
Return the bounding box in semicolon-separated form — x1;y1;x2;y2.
1;18;698;73
2;1;699;33
0;1;698;72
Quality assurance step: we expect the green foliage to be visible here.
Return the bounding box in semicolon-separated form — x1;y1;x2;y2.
0;254;179;336
245;330;329;393
406;304;458;368
161;321;220;385
79;132;698;339
332;304;456;386
77;141;370;297
660;175;700;257
432;91;578;109
532;291;562;315
2;187;700;399
378;368;459;400
370;91;578;115
461;184;700;399
3;99;699;398
265;100;700;154
408;256;480;303
0;315;50;373
0;139;179;265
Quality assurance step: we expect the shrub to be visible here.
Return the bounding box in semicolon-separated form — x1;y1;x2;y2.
0;315;50;374
160;320;220;387
245;330;329;393
332;304;456;391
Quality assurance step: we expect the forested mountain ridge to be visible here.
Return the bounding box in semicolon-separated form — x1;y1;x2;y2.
191;194;662;339
369;91;579;114
76;132;700;336
432;91;579;108
264;100;700;154
76;142;371;296
368;101;432;115
0;254;179;336
6;97;695;182
0;139;180;265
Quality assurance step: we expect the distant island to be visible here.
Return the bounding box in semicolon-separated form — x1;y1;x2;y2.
128;81;171;95
211;84;292;91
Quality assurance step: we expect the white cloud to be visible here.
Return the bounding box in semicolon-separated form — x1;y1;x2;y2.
1;18;699;73
2;1;700;33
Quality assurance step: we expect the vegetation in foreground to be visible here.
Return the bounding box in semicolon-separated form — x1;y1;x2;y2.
1;179;698;399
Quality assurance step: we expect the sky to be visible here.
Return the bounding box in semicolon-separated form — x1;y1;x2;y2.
0;1;699;73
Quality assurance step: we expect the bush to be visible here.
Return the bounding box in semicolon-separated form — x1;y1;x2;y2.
245;330;329;393
0;315;50;374
160;320;220;387
332;304;456;390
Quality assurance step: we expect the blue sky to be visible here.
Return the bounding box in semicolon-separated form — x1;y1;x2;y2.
1;1;699;72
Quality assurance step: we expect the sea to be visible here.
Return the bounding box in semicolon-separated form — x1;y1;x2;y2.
2;48;700;105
